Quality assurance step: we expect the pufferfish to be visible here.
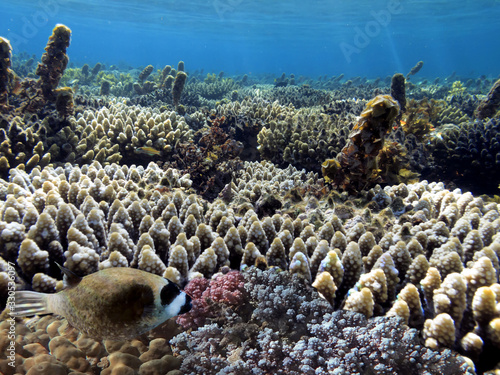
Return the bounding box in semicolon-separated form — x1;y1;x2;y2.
12;267;192;340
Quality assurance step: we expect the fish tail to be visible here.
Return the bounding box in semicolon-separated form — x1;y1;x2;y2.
10;291;52;317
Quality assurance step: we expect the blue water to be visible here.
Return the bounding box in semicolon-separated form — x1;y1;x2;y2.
1;0;499;78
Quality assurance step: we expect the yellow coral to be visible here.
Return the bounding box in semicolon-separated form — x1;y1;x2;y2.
448;81;466;97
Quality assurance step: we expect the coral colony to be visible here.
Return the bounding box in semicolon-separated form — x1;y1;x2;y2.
1;24;500;375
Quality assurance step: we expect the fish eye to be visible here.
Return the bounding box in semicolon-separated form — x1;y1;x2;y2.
160;282;180;306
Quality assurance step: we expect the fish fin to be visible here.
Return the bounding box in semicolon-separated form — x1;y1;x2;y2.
10;291;52;317
55;262;82;288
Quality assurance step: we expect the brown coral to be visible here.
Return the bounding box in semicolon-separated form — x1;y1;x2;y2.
0;37;12;111
36;24;72;101
322;94;400;192
475;79;500;119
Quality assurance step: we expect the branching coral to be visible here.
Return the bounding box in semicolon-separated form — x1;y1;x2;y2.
402;98;442;141
177;269;247;329
2;26;500;375
171;268;472;375
425;117;500;195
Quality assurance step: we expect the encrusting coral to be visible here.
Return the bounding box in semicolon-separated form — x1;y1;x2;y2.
0;314;184;375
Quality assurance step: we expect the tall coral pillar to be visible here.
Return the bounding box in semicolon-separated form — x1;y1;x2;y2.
36;24;72;101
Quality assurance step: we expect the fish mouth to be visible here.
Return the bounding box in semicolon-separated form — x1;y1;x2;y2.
179;293;192;315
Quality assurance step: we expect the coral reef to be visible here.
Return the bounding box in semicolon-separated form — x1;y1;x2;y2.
0;154;499;371
0;101;193;171
172;267;472;375
2;24;500;375
425;117;500;194
402;98;441;141
167;113;243;199
256;98;359;171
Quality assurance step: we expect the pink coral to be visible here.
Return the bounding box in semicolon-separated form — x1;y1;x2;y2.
185;276;210;299
177;270;247;329
208;270;246;305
